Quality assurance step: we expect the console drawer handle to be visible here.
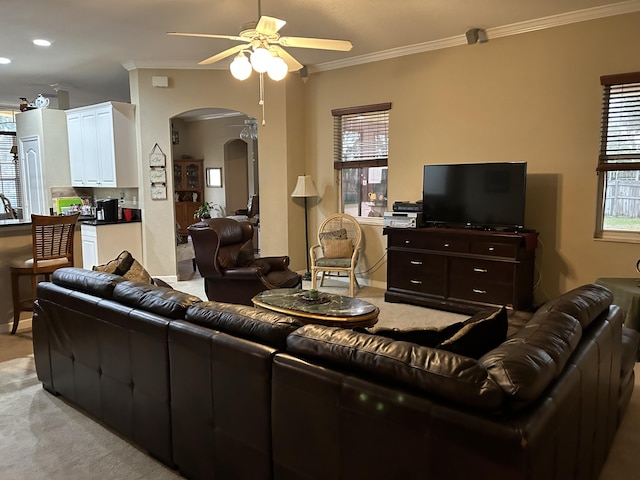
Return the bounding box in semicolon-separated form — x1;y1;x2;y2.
443;243;450;248
473;267;488;273
410;260;423;265
404;240;411;244
410;280;423;285
488;246;495;251
472;289;487;295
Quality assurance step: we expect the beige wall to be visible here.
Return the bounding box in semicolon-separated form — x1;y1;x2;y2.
303;12;640;303
129;68;307;279
127;13;639;300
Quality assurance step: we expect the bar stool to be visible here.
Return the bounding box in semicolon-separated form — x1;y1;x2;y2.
0;193;16;219
10;213;79;334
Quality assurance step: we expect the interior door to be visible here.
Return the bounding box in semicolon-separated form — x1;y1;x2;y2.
224;139;249;214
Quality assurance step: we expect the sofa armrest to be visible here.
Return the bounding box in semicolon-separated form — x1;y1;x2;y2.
224;266;264;279
253;256;290;271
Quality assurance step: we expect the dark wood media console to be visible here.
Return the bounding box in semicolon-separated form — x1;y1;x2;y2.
384;227;537;314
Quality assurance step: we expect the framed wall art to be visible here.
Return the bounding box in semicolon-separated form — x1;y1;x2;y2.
206;167;222;188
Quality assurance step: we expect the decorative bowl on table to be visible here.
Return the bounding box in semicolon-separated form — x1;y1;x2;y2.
298;291;331;305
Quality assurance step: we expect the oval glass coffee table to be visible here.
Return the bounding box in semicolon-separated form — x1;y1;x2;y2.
252;288;379;328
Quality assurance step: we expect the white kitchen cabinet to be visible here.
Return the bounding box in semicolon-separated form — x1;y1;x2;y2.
16;108;71;215
81;222;143;270
66;101;137;188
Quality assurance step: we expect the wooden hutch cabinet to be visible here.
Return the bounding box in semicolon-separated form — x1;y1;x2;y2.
384;227;537;314
174;159;204;235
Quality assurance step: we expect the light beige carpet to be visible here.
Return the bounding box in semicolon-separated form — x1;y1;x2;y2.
169;265;469;330
1;268;638;479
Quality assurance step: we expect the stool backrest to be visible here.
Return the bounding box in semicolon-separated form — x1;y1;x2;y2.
1;193;16;219
31;213;80;273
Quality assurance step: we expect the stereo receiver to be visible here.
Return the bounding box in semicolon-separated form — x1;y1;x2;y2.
383;211;422;228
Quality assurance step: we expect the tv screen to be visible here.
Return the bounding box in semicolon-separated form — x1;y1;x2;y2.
422;162;527;229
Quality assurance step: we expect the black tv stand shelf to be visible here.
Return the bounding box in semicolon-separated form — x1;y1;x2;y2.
384;227;537;314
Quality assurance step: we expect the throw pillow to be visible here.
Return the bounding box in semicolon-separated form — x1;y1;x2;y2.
319;228;347;255
319;228;347;242
323;238;354;259
93;250;153;284
437;306;508;359
373;321;464;348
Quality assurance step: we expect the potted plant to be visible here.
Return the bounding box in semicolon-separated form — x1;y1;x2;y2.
194;202;212;220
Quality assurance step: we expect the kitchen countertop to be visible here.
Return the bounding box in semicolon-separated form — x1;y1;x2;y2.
0;214;141;230
82;218;142;226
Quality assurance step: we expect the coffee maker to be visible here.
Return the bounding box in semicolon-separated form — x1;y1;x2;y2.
96;198;119;222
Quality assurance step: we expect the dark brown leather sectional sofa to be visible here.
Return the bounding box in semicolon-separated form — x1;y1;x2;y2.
32;267;639;479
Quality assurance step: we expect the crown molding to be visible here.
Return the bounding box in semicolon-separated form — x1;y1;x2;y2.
309;0;640;74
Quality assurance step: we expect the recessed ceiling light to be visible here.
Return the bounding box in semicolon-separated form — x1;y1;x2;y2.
33;39;52;47
0;57;11;64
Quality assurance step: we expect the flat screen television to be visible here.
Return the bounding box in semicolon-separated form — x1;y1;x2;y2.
422;162;527;230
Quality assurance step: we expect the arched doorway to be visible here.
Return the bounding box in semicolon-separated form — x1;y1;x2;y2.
170;108;258;279
224;139;249;214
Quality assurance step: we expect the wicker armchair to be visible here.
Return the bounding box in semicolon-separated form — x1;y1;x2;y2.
310;213;362;297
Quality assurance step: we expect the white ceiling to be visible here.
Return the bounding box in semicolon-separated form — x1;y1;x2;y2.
1;0;639;109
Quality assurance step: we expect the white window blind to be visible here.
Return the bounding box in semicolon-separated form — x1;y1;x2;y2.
596;72;640;235
0;130;22;219
598;72;640;170
332;103;391;217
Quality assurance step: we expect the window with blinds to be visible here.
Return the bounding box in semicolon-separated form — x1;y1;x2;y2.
0;109;22;219
332;103;390;218
596;72;640;237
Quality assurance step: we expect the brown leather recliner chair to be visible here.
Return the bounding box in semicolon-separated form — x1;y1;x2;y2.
188;217;302;305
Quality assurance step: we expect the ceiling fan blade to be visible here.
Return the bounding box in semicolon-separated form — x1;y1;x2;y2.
278;36;353;51
273;46;303;72
198;45;246;65
255;16;287;36
167;32;246;42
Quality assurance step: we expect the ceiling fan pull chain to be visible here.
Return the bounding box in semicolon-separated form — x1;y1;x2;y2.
259;72;266;125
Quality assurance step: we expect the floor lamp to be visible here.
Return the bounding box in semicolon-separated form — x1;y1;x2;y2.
291;175;319;281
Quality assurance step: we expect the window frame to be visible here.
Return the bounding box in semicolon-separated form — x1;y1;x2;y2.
332;102;391;222
0;109;22;220
595;71;640;242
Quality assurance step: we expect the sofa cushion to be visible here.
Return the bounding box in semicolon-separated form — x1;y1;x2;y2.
186;302;303;349
52;267;123;299
286;324;504;410
535;283;612;328
372;321;464;348
218;239;255;269
479;310;582;407
113;281;202;319
437;307;508;359
92;250;153;284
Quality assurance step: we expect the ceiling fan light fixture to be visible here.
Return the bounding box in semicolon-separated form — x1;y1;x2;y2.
250;46;271;73
230;52;252;80
267;55;288;81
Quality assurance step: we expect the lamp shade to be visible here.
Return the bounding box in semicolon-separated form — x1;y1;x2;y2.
250;47;272;73
230;53;252;80
267;55;288;81
291;175;319;198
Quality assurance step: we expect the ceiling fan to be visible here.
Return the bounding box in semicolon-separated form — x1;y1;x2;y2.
167;0;352;81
